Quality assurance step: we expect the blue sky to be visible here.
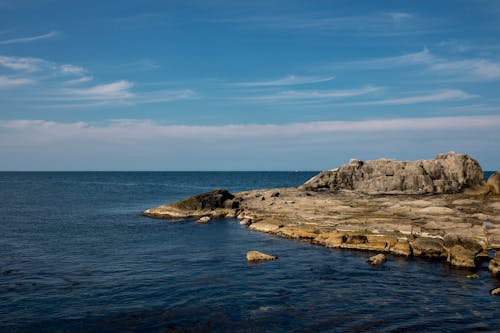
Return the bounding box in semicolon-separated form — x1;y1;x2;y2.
0;0;499;170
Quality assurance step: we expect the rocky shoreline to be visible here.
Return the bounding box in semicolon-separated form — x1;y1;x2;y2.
143;152;500;278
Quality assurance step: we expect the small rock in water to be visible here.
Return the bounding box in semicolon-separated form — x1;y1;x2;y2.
197;216;211;224
489;252;500;277
366;253;387;266
240;218;252;226
246;250;278;262
467;273;480;279
490;287;500;296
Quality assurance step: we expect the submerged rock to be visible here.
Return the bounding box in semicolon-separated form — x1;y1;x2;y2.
366;253;387;266
299;152;485;194
467;273;480;279
489;252;500;277
246;250;278;262
197;216;211;224
490;287;500;296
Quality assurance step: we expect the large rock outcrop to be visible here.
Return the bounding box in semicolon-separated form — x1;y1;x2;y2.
143;189;237;219
299;152;485;194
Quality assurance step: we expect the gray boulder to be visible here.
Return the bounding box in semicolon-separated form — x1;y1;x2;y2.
299;152;485;194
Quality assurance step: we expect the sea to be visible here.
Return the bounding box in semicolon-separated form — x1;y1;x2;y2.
0;171;498;332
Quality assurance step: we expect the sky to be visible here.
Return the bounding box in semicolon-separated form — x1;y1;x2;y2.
0;0;499;171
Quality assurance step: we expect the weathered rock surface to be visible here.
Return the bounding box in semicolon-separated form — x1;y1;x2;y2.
487;172;500;195
299;152;485;194
489;252;500;277
144;153;500;270
443;235;483;268
246;251;278;262
366;253;387;266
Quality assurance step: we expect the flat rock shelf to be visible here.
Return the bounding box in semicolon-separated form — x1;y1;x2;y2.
144;152;500;273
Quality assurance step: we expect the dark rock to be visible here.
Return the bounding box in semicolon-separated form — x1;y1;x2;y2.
270;191;280;198
170;189;234;211
299;152;485;194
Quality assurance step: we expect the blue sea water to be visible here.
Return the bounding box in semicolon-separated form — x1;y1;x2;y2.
0;171;499;333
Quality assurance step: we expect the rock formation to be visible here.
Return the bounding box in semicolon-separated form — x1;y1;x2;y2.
487;172;500;195
143;153;500;272
197;216;211;224
246;251;278;262
143;189;237;219
299;152;485;194
366;253;386;266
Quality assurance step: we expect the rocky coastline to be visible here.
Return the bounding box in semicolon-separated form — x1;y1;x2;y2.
143;152;500;277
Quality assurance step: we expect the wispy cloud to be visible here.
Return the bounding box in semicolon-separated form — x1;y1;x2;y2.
136;89;196;104
254;86;381;101
355;89;477;106
1;115;498;143
0;55;47;71
60;64;86;75
1;116;498;170
386;12;412;24
353;47;500;81
42;86;195;108
64;76;93;85
0;31;60;45
65;80;135;100
233;75;335;87
214;12;425;36
0;75;34;88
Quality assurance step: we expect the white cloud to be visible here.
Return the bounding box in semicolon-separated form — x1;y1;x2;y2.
356;89;477;106
136;89;196;104
0;55;47;71
2;115;498;143
429;59;500;80
254;86;381;101
215;12;419;36
60;64;86;75
234;75;335;87
66;80;134;100
64;76;93;85
1;116;498;170
386;12;412;24
0;75;34;88
0;31;60;45
354;48;500;81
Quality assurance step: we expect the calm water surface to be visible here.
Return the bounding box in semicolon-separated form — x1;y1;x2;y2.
0;172;499;332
